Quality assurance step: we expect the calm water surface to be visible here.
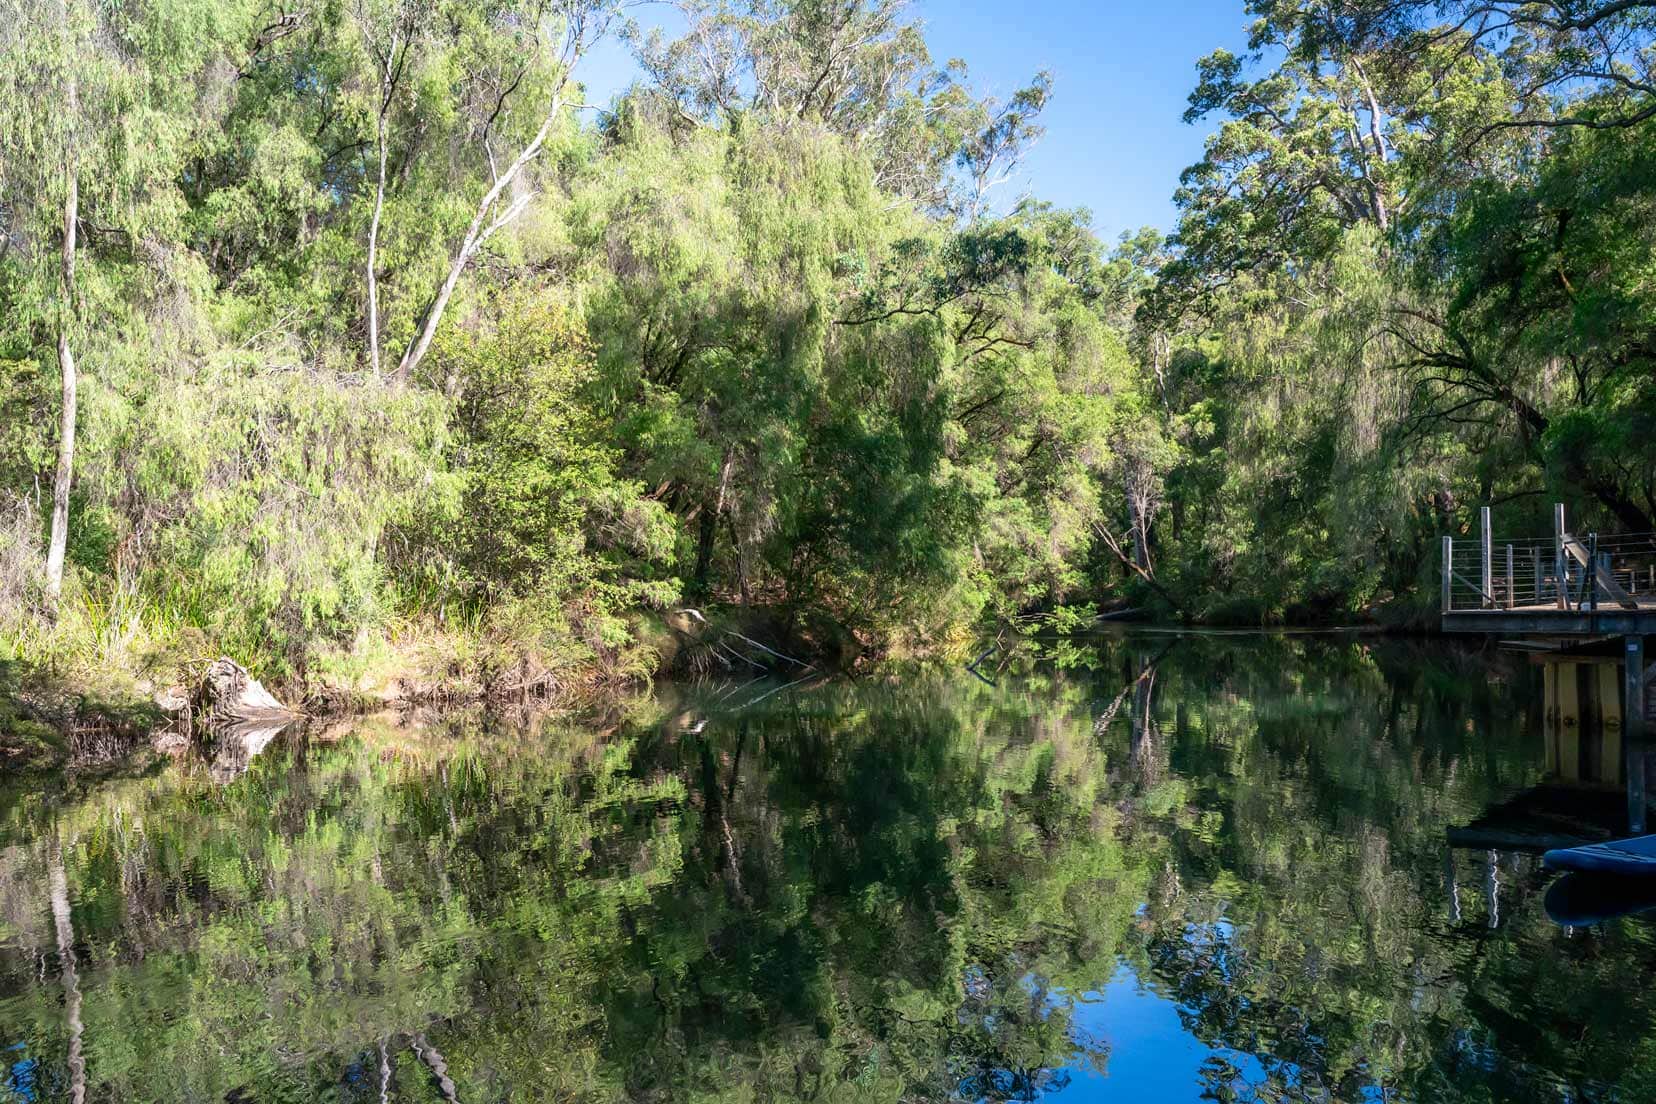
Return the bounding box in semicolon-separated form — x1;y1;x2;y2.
3;633;1655;1102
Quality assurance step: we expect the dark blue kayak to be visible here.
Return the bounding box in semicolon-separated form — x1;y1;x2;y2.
1542;834;1656;876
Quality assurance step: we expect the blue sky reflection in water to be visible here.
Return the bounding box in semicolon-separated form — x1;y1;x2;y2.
3;633;1656;1101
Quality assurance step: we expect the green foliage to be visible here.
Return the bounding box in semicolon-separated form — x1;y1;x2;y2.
1118;0;1656;623
389;288;679;679
6;0;1653;689
128;368;446;670
0;0;1140;683
567;112;1129;651
414;289;676;599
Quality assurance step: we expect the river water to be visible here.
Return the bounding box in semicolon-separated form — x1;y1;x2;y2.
2;632;1654;1102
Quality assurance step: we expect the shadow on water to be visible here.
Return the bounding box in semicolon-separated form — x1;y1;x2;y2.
2;633;1656;1101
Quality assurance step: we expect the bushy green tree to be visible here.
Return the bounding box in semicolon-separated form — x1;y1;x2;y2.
391;287;679;677
1121;0;1656;623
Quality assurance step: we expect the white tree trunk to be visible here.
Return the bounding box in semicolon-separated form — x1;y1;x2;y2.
392;3;618;384
45;87;77;605
1127;465;1155;575
1350;55;1391;231
366;33;398;376
393;91;563;383
367;118;388;374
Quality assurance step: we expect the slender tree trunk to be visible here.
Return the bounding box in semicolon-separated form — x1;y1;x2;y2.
366;34;398;376
694;449;734;591
728;514;753;606
46;331;76;603
394;6;620;384
694;504;718;590
1351;55;1390;230
394;81;572;383
45;62;78;607
366;110;389;374
1126;465;1155;574
1129;503;1151;573
49;851;86;1104
1093;518;1182;612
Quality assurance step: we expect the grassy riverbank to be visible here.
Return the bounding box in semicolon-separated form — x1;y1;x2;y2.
0;593;872;770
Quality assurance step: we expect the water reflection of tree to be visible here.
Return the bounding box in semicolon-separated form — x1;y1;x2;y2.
3;640;1656;1101
597;682;1143;1100
47;842;85;1104
1114;637;1656;1103
0;686;1147;1101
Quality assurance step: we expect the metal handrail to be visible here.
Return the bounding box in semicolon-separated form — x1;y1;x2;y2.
1440;505;1656;614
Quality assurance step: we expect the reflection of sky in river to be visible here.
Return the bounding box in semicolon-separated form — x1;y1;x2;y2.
1012;915;1401;1101
995;916;1287;1103
966;916;1289;1103
1063;965;1276;1102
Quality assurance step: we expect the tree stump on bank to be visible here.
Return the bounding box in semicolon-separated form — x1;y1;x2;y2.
184;658;296;781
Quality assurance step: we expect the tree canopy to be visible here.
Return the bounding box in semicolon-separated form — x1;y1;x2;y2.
3;0;1656;686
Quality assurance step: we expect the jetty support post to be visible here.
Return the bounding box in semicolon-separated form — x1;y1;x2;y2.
1505;544;1514;609
1627;635;1647;834
1481;507;1493;609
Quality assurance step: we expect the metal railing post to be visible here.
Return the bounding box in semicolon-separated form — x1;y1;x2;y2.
1442;536;1453;613
1481;507;1493;610
1555;503;1569;610
1590;534;1600;613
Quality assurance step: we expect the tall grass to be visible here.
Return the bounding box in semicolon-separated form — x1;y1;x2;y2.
0;495;193;686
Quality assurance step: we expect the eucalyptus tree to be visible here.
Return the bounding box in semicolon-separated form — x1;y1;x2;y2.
1248;0;1656;132
1125;0;1656;621
629;0;1051;217
394;0;623;383
1;0;92;607
0;0;244;606
353;0;422;377
192;0;620;382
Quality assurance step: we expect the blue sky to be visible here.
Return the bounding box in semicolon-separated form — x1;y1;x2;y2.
581;0;1254;240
